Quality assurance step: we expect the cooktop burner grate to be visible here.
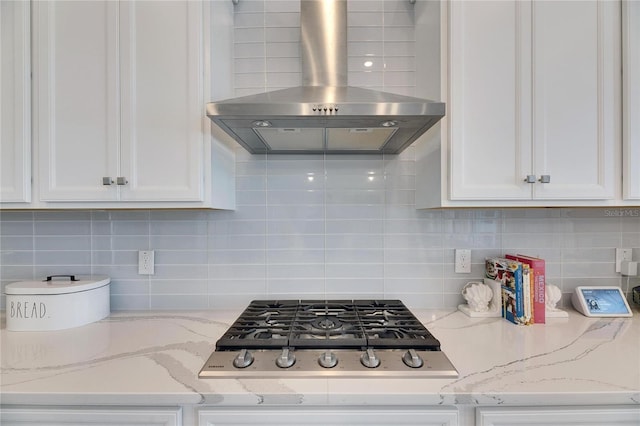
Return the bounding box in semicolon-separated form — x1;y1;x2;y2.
215;299;441;351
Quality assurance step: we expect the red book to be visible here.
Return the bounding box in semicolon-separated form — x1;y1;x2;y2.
506;254;546;324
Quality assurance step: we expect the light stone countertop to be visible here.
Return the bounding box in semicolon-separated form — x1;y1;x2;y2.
1;308;639;408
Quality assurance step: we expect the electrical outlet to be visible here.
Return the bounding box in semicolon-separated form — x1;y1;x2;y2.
138;250;155;275
615;248;632;273
455;249;471;273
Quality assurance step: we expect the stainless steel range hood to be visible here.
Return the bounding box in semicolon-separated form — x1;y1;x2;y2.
207;0;445;154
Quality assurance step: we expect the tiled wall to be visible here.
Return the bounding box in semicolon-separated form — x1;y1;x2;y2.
2;159;639;311
1;1;639;311
232;0;417;96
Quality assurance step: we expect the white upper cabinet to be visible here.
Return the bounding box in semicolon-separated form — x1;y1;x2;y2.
623;0;640;200
417;0;623;208
0;1;31;204
31;0;234;208
35;1;119;202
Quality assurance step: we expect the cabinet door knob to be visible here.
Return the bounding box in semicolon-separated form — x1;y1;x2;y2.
538;175;551;183
524;175;536;183
102;177;114;186
116;177;129;185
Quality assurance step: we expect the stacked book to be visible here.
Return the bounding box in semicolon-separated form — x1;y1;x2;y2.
485;254;546;325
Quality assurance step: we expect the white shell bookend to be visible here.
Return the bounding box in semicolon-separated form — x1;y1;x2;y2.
458;281;501;317
545;284;569;318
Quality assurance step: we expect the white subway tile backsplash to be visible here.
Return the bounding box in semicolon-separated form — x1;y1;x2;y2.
1;236;33;251
264;42;300;59
383;11;414;27
326;219;384;235
235;57;266;74
210;249;266;265
266;235;324;250
266;70;302;90
348;11;384;27
267;205;324;221
150;280;208;295
383;26;415;41
268;278;324;294
326;189;385;205
266;57;300;73
265;27;299;43
266;220;325;235
265;12;299;28
383;41;415;57
325;278;384;294
266;249;325;264
234;12;264;29
348;71;384;87
349;27;384;42
234;27;265;43
34;236;91;251
384;248;443;264
268;264;324;279
1;251;34;266
384;278;443;293
348;41;384;57
384;71;415;86
325;263;385;279
34;221;91;236
325;249;384;264
34;251;91;266
326;234;383;249
325;205;384;220
234;72;267;89
234;42;265;59
234;0;264;13
150;295;208;310
383;56;416;71
349;1;384;13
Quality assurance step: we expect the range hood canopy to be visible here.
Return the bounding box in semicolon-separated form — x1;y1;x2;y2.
207;0;445;154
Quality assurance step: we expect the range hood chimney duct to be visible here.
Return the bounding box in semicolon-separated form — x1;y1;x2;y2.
301;0;347;87
207;0;445;154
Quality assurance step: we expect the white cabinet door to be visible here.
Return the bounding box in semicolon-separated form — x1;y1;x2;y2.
532;0;619;200
119;0;203;202
623;0;640;200
0;406;182;426
0;0;31;203
446;0;619;203
35;1;120;201
448;0;532;201
35;0;204;204
476;406;640;426
198;407;458;426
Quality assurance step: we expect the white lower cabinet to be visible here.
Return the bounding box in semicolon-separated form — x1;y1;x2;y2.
476;406;640;426
0;406;182;426
197;407;459;426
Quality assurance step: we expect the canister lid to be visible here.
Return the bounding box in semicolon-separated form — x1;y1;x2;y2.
5;275;110;295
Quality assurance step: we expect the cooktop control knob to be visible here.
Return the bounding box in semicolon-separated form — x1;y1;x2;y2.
318;351;338;368
232;349;254;369
275;348;296;368
360;348;381;368
402;349;424;368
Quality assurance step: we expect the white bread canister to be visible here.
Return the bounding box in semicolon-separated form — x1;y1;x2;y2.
5;275;110;331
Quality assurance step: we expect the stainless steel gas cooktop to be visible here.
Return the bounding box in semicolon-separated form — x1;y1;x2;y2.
199;300;458;379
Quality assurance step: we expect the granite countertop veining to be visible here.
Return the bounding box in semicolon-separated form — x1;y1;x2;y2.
1;308;639;407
